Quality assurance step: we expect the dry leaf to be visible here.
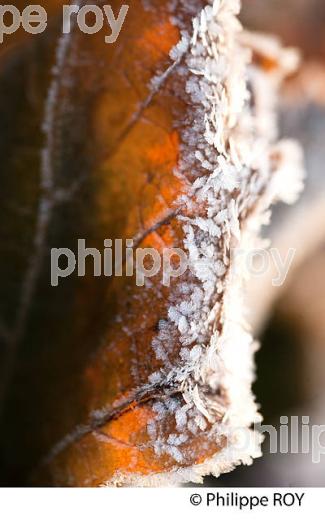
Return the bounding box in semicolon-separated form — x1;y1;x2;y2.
0;0;304;486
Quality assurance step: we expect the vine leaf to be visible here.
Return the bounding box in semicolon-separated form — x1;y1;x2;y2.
0;0;304;486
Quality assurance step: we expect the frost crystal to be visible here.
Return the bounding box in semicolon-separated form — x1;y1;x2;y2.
146;0;304;479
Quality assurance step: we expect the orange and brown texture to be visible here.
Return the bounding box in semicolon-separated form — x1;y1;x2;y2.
0;0;305;486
